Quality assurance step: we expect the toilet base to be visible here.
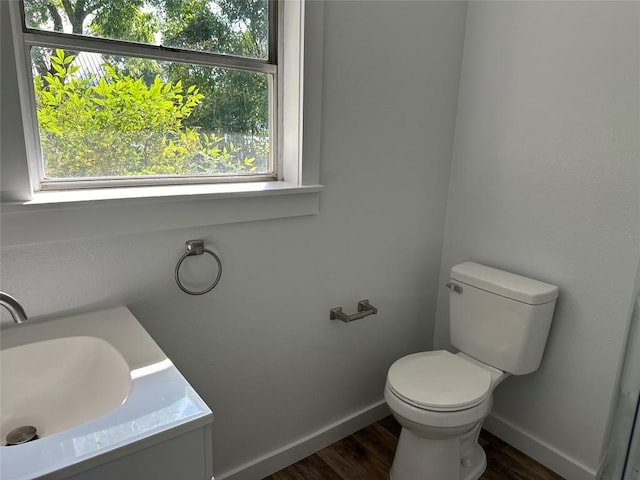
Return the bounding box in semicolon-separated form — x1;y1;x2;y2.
459;443;486;480
389;427;487;480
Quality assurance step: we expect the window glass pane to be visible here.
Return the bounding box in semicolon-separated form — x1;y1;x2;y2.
22;0;269;59
31;47;270;180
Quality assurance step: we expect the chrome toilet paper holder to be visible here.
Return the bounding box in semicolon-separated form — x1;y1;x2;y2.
330;300;378;323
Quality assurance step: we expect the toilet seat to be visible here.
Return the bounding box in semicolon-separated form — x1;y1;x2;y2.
387;351;492;412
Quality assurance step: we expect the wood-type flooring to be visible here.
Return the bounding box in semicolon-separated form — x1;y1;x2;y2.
264;416;564;480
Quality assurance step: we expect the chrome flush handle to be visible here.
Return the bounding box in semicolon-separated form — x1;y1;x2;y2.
445;282;463;294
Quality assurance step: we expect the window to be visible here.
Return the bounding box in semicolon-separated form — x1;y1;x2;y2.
8;0;298;192
3;0;322;246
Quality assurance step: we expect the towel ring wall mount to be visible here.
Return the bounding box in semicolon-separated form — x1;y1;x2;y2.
175;240;222;295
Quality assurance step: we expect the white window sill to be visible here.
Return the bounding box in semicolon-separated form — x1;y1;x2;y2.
24;181;323;205
1;182;323;247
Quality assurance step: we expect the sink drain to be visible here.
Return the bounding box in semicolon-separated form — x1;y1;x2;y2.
5;426;38;446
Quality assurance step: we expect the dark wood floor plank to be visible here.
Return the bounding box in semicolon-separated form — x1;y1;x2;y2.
264;454;342;480
265;416;566;480
351;422;398;470
317;435;390;480
378;414;402;437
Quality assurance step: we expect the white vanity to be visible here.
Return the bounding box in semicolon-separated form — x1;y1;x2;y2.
0;306;213;480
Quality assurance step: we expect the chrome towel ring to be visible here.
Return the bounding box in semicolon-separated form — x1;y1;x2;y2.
175;240;222;295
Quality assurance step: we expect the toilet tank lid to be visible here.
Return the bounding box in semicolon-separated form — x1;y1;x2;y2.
450;262;559;305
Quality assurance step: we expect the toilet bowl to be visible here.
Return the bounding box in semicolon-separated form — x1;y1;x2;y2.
385;351;505;480
385;262;559;480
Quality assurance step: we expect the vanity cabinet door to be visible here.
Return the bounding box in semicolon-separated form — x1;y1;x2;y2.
65;427;212;480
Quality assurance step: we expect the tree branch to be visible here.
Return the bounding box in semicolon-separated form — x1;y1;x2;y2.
45;1;64;32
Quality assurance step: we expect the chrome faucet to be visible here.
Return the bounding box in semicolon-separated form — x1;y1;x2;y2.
0;292;28;324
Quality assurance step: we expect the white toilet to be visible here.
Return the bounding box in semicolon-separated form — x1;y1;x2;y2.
384;262;559;480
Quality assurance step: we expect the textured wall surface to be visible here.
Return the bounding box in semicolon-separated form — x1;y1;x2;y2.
435;1;640;476
0;1;468;476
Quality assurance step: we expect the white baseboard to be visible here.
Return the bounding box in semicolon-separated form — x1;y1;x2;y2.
214;403;595;480
483;412;597;480
214;400;391;480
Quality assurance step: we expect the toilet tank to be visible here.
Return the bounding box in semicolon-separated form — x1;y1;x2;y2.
448;262;559;375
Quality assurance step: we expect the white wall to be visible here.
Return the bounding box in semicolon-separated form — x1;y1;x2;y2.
6;1;637;478
435;2;640;478
0;1;468;477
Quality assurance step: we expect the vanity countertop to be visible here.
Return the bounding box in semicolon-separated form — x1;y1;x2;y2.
0;306;213;480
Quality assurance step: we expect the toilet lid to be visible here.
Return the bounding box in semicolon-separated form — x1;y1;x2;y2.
387;351;492;411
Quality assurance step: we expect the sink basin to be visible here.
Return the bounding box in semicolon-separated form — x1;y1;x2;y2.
1;336;131;443
0;306;212;480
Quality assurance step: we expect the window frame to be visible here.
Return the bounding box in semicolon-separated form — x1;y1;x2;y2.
2;0;322;248
7;0;292;192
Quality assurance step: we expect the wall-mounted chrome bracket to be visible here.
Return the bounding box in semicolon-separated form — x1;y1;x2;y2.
330;300;378;323
185;239;205;255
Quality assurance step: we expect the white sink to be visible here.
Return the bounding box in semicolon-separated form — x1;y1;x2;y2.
0;306;212;480
1;336;131;443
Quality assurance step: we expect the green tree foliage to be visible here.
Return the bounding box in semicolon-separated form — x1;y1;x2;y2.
24;0;270;137
161;0;269;134
158;0;268;58
22;0;271;178
35;49;256;178
24;0;158;79
23;0;156;39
